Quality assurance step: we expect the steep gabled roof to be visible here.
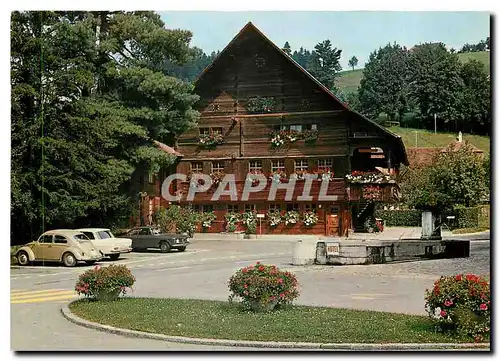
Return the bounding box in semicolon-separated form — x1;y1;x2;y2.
153;140;183;157
195;22;408;166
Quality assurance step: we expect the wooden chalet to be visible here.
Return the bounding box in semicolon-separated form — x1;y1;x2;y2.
142;22;409;236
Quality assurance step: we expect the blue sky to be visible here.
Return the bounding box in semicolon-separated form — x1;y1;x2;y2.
159;11;490;69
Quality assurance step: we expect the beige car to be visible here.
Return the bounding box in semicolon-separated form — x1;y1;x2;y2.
15;230;103;267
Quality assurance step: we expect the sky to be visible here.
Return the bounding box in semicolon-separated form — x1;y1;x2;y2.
159;11;490;70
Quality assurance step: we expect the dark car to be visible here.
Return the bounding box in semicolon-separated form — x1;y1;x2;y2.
125;227;190;253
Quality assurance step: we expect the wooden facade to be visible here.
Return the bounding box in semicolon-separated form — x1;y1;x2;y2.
146;22;408;236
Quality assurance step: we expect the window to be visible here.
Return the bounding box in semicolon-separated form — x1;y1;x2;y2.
191;204;201;213
295;159;308;172
287;203;299;211
227;204;239;213
202;205;214;213
54;235;67;244
82;232;95;240
97;231;112;239
289;125;302;132
271;160;285;172
330;206;339;214
318;158;333;171
139;228;151;235
74;234;91;242
211;161;224;173
39;235;52;243
148;172;155;184
199;128;210;136
212;127;223;135
245;204;257;212
306;124;317;130
304;204;317;213
126;229;140;236
249;160;262;172
269;203;282;212
191;162;203;173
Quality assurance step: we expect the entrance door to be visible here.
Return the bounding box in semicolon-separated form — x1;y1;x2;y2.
325;206;340;236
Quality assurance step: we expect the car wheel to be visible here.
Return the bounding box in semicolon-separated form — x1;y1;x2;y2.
62;252;77;267
17;251;30;266
85;261;96;265
178;247;186;252
159;241;171;253
109;254;120;261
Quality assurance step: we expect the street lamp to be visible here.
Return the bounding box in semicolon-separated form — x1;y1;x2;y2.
138;192;147;226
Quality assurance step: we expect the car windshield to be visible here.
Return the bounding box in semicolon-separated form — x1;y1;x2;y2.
97;231;113;239
73;234;91;242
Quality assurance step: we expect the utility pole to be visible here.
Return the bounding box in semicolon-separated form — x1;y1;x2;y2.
434;113;437;134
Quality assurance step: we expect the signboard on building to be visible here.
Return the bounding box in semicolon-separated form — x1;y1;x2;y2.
326;242;340;256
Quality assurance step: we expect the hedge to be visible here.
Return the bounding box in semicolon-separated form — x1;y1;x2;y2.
375;205;490;229
374;209;421;227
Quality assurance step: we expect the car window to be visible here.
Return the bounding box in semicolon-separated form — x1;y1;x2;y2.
139;228;151;235
97;231;112;239
38;235;53;243
54;235;68;244
126;229;140;236
83;232;95;240
73;234;91;243
151;228;161;235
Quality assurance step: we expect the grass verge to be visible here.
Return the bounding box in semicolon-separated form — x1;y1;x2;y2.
70;298;477;344
452;227;490;235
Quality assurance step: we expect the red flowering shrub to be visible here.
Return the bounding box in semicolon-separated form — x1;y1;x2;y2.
75;264;135;300
228;262;299;311
425;274;490;342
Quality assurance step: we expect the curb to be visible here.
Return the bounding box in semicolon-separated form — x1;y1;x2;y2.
61;302;490;351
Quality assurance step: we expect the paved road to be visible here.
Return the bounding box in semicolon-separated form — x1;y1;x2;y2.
11;237;490;351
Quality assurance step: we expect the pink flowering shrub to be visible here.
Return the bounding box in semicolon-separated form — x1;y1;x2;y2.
75;264;135;300
425;274;490;342
228;262;299;311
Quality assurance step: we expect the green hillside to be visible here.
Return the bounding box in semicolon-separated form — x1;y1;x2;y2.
337;51;490;95
336;68;364;94
388;126;490;153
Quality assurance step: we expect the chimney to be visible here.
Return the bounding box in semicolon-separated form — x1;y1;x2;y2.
458;131;463;143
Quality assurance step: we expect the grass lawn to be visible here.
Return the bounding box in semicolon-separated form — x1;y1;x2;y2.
388;126;490;153
452;227;490;235
70;298;477;344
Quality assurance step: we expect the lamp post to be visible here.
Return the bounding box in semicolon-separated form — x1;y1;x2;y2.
138;192;147;226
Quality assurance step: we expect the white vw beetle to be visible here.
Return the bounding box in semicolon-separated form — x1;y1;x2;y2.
76;228;132;261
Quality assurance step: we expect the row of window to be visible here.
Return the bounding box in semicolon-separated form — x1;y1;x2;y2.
199;124;318;137
191;203;326;213
191;158;333;174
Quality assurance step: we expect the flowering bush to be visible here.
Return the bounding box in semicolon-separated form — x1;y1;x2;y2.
284;210;300;225
228;262;299;312
317;168;334;181
241;211;257;234
270;130;287;147
291;170;308;180
345;171;394;184
246;170;263;186
269;170;287;184
302;211;318;226
303;129;319;142
425;274;490;342
200;212;217;228
75;265;135;301
267;210;283;227
246;96;275;113
210;171;225;185
198;133;224;148
225;212;240;232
